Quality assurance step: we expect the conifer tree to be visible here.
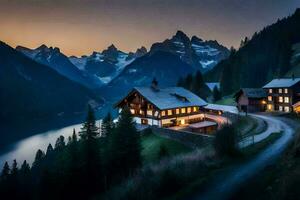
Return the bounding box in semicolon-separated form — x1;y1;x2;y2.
72;128;77;143
79;104;99;140
46;143;54;155
32;149;45;168
11;159;18;176
1;161;10;180
20;160;30;175
54;135;65;151
108;107;141;180
101;112;114;138
213;86;222;102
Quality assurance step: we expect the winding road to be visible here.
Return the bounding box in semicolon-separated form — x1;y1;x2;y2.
189;114;296;200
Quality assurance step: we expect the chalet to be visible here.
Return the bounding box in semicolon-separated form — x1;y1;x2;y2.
234;88;267;113
115;82;207;128
263;78;300;112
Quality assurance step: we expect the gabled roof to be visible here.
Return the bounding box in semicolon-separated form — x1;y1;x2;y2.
263;78;300;88
206;82;220;91
240;88;267;98
132;87;207;110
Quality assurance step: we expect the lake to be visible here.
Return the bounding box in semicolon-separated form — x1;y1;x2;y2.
0;120;102;168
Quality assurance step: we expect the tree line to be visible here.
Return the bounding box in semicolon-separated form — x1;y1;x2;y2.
0;105;141;200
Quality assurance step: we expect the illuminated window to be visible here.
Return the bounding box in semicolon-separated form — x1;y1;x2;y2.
161;111;165;116
268;96;272;101
284;88;288;94
147;110;153;116
193;107;198;112
279;106;283;111
130;109;135;114
279;96;283;103
279;88;282;93
267;104;272;110
176;109;180;114
187;107;191;113
181;108;186;114
167;110;172;116
284;106;290;112
269;89;273;93
284;97;289;103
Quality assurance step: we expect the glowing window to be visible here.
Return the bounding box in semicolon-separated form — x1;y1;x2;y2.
181;108;186;114
284;106;290;112
284;97;289;103
193;107;198;112
269;89;273;93
187;107;191;113
279;88;282;93
284;88;288;94
176;109;180;114
268;96;272;101
279;106;283;111
167;110;172;116
130;109;135;114
161;111;165;116
279;96;283;103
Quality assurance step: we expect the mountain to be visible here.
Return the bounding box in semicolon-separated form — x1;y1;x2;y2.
205;8;300;95
0;41;103;145
16;45;103;89
70;45;147;84
150;30;230;72
102;51;195;100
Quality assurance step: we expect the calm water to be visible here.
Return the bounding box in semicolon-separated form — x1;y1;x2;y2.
0;120;102;168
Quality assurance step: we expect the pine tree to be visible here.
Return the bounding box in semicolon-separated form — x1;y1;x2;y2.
20;160;30;175
1;161;10;180
72;128;77;143
46;143;54;155
54;135;65;151
184;74;193;90
213;86;222;102
101;112;114;138
79;104;99;140
32;149;45;168
108;107;141;180
11;159;18;176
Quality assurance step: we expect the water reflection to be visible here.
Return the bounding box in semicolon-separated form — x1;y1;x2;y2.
0;120;102;167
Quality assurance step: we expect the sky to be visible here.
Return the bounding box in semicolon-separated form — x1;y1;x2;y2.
0;0;299;56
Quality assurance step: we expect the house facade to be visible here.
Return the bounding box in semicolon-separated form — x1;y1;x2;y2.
115;84;207;128
263;78;300;112
234;88;267;113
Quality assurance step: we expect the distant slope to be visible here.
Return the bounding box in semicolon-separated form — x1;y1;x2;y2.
286;42;300;77
16;45;103;89
205;9;300;95
101;51;195;100
0;41;103;144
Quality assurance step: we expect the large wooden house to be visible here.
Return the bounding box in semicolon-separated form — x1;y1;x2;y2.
234;88;267;113
263;78;300;112
115;83;207;128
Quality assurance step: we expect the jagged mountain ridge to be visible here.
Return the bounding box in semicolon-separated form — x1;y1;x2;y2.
16;45;103;89
69;44;148;84
150;30;230;72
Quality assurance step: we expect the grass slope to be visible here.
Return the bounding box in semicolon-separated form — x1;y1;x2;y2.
141;133;191;163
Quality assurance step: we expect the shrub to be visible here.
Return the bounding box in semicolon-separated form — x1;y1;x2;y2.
214;125;239;157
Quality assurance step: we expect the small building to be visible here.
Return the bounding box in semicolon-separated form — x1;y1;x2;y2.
189;121;218;134
115;82;207;128
234;88;267;113
263;78;300;112
293;102;300;113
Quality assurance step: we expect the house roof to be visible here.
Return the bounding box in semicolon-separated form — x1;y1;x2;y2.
263;78;300;88
133;87;207;110
206;82;220;91
240;88;267;98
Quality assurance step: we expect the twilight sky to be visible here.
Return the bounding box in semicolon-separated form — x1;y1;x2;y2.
0;0;299;56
